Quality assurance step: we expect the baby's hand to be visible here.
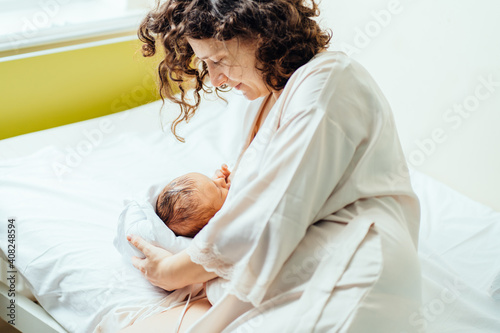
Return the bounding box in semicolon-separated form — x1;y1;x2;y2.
213;164;231;181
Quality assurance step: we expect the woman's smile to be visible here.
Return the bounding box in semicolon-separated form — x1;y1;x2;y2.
187;37;272;100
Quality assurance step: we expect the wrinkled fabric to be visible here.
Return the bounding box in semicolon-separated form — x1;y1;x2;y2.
113;199;192;262
0;95;249;333
186;51;422;332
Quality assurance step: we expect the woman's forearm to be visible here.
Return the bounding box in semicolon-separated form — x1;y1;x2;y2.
161;250;218;291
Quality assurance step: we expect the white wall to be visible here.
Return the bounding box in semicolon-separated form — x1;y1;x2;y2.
318;0;500;211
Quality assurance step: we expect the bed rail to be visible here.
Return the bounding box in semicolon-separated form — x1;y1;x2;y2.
0;258;67;333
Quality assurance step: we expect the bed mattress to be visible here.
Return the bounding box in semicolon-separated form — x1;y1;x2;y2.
0;94;499;332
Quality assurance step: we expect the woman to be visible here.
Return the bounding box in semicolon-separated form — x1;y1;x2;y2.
121;0;422;332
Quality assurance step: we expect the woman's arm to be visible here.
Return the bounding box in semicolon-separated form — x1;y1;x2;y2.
128;235;218;291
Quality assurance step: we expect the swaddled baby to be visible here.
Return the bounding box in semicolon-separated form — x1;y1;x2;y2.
156;164;231;237
113;165;232;306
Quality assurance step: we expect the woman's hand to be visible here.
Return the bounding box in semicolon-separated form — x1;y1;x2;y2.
128;235;219;291
128;234;175;290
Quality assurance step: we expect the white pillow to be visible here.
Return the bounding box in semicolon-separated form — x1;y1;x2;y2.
113;199;191;262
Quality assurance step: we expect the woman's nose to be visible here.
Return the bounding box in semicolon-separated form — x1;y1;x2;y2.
210;73;227;88
208;65;228;88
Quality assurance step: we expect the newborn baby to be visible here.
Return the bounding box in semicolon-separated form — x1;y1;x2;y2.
156;164;231;237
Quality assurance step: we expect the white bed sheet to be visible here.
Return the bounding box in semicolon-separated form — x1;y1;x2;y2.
0;94;499;332
0;95;248;332
410;170;500;332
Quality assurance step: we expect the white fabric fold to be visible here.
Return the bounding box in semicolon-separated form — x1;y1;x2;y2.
187;51;420;310
288;218;375;332
113;199;192;261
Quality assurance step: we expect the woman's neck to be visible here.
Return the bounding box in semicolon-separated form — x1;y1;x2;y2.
254;92;278;135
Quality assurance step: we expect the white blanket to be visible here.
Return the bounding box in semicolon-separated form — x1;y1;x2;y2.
113;199;191;261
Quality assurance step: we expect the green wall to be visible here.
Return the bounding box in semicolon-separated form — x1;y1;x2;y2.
0;38;162;140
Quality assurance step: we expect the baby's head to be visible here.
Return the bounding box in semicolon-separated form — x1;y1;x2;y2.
156;172;230;237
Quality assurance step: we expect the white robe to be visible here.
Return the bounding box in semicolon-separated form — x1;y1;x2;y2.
186;51;423;332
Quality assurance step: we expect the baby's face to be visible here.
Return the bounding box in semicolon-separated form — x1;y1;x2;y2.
186;172;230;212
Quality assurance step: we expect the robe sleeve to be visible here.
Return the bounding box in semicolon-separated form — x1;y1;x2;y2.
186;55;370;306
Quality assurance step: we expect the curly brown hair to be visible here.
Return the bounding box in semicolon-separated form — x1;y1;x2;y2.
138;0;331;141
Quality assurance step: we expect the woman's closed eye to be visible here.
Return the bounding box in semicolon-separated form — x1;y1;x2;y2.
208;58;226;67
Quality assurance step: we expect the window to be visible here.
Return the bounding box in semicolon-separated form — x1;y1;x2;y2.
0;0;154;54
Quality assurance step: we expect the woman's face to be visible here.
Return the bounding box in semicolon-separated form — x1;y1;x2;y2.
187;37;271;100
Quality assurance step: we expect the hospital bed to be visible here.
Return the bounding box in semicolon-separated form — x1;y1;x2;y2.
1;94;499;332
1;0;500;331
